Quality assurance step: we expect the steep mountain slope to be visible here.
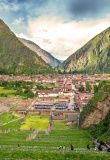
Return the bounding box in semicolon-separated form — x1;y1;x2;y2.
79;80;110;141
0;19;54;75
19;38;61;68
57;27;110;74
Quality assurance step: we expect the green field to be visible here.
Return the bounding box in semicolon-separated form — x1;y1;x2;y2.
0;86;16;97
0;149;110;160
0;112;15;123
0;112;110;159
20;114;50;130
0;112;21;130
0;129;110;160
53;121;70;130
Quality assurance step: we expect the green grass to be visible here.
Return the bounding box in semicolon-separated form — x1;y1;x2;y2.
0;112;22;130
0;86;16;97
0;149;110;160
20;114;50;130
31;129;93;148
0;118;109;159
0;119;21;130
0;112;14;123
0;111;110;159
0;131;32;145
53;121;69;130
0;127;93;148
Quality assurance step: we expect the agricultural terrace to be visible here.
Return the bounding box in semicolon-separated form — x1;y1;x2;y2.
0;112;110;159
20;114;50;130
0;86;16;97
53;121;71;130
0;129;110;159
0;112;22;130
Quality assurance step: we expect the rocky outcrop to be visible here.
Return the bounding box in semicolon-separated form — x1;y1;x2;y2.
81;95;110;127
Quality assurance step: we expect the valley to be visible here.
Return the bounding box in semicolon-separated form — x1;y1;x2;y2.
0;74;110;159
0;17;110;159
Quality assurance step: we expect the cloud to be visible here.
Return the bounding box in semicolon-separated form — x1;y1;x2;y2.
25;14;110;60
2;0;110;21
67;0;110;20
13;17;24;25
1;0;110;60
0;0;20;11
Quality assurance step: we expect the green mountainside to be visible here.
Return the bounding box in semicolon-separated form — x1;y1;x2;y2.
19;38;61;68
0;19;54;75
57;27;110;74
79;80;110;142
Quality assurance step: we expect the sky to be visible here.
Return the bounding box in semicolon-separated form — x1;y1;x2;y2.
1;0;110;60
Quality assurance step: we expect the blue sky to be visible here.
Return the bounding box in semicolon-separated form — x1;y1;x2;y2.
1;0;110;60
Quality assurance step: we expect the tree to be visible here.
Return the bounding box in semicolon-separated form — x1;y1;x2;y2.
69;69;72;74
86;82;92;92
35;91;38;97
27;91;34;98
16;88;23;95
58;70;62;74
94;85;98;93
78;85;85;92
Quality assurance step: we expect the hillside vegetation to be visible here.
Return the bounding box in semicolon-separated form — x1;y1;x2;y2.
0;19;54;75
57;26;110;74
79;80;110;142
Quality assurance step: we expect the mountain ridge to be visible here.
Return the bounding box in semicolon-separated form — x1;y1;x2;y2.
0;19;54;75
19;38;61;68
57;26;110;74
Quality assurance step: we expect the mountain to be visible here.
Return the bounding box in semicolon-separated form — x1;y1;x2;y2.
57;27;110;74
59;59;64;63
0;19;54;75
19;38;61;68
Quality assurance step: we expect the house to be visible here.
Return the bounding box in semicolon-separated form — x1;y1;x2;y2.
38;90;49;97
38;90;59;98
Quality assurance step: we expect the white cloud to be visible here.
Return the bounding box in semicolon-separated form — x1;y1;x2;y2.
16;33;29;40
13;17;24;25
0;1;19;11
21;15;109;60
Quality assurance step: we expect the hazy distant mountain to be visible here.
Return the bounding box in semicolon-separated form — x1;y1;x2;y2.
57;26;110;74
0;19;54;75
59;60;64;63
19;38;61;68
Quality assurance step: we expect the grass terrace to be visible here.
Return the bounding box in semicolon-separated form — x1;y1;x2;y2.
20;114;50;130
0;112;22;130
0;86;16;97
0;131;32;146
0;112;110;159
0;129;110;160
0;112;15;123
53;121;69;130
0;119;21;130
31;129;93;149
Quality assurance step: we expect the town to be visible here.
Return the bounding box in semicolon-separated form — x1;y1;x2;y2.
0;74;109;123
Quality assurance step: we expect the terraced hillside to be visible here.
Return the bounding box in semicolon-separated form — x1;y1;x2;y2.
0;112;110;159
